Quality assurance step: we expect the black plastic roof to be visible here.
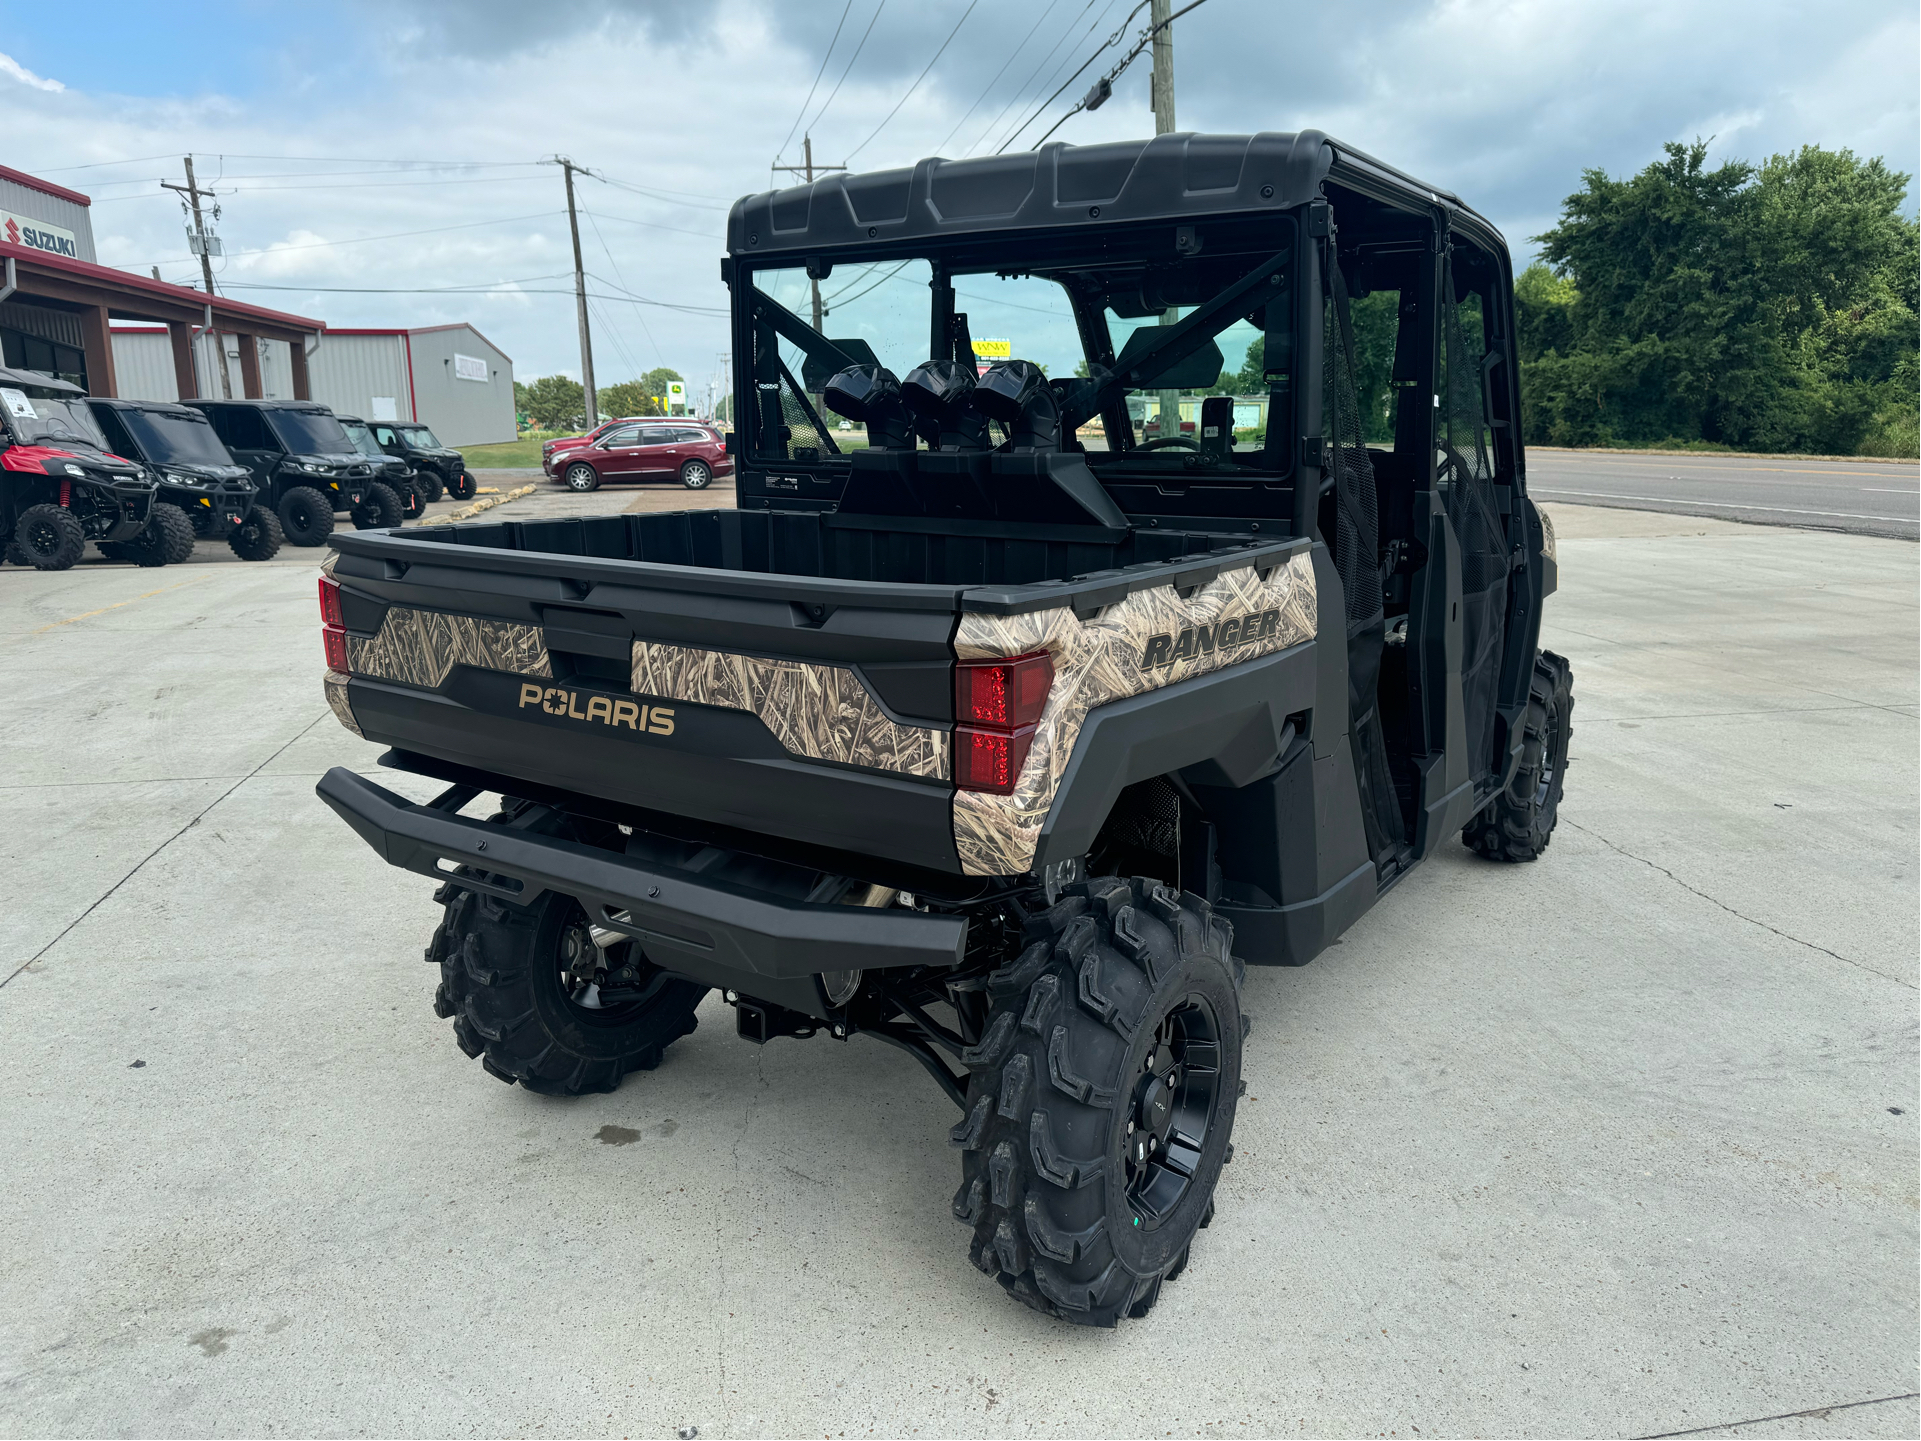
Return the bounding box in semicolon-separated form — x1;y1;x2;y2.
0;366;84;397
726;130;1497;261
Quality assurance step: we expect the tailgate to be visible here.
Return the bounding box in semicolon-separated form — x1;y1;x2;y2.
324;518;968;872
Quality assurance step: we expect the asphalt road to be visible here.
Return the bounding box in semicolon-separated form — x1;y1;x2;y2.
0;505;1914;1438
1528;450;1919;540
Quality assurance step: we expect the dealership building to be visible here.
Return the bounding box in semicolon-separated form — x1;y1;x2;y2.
0;164;515;445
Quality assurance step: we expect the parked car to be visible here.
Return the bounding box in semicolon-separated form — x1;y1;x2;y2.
316;130;1567;1328
86;398;281;561
0;367;177;569
336;416;424;519
188;400;396;546
544;420;731;492
539;417;648;472
368;421;474;502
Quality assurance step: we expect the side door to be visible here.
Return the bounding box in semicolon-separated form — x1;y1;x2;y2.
209;407;278;498
632;425;680;481
590;423;644;479
372;425;404;461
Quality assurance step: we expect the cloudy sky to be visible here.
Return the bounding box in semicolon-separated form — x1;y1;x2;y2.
3;0;1914;390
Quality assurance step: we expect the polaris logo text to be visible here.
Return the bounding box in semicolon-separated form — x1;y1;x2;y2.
518;683;675;734
1139;607;1286;669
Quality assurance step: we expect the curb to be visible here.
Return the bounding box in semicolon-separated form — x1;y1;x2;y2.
417;484;538;527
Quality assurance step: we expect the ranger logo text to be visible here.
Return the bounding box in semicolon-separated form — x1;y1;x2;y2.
1139;607;1285;669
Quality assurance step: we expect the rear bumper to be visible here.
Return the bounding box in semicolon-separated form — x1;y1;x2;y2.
316;766;968;981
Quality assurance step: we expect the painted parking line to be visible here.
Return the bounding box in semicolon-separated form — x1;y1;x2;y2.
29;573;213;634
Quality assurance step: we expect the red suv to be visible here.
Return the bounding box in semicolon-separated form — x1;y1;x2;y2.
540;417;643;471
545;421;732;492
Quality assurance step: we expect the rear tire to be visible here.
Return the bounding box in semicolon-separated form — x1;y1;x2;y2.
563;463;599;493
352;481;406;530
277;485;335;546
427;807;707;1095
447;470;477;501
952;876;1243;1327
12;504;86;570
1463;650;1574;862
227;505;283;561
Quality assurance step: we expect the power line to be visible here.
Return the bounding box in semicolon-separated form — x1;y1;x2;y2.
806;0;888;137
932;0;1070;156
824;260;915;313
777;0;856;162
583;208;720;241
220;278;726;313
996;0;1152;153
966;0;1120;157
845;0;981;164
135;210;566;266
1026;0;1211;149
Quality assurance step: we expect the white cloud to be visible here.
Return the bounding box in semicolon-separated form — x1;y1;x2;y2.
0;50;63;92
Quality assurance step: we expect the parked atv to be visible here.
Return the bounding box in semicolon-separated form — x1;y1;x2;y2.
0;367;177;570
337;416;424;521
187;399;397;546
318;131;1570;1328
369;420;475;502
87;398;282;561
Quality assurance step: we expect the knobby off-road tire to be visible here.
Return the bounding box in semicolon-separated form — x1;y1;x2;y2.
446;470;477;501
395;477;425;520
425;808;707;1096
352;481;406;530
951;876;1245;1327
1463;649;1574;862
12;504;85;570
277;485;335;546
101;503;192;567
227;505;283;561
418;471;446;503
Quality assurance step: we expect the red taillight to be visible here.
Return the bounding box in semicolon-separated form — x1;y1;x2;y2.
322;626;349;672
954;650;1052;794
956;651;1053;729
317;574;342;627
318;575;348;670
954;725;1035;795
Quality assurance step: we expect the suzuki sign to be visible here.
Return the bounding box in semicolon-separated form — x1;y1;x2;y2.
1;211;79;259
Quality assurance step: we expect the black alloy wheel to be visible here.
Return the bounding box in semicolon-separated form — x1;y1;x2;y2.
564;463;600;493
1122;998;1224;1226
679;459;713;490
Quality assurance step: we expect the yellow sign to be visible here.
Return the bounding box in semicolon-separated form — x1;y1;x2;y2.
972;338;1012;359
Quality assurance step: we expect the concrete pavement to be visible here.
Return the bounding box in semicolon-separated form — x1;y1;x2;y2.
0;503;1914;1438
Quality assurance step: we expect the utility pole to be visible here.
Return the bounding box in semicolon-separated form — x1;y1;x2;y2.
772;137;846;335
1150;0;1181;441
546;156;598;428
162;156;232;399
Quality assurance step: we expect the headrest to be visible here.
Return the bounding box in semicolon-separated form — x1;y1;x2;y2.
972;360;1060;451
901;360;989;451
822;364;913;449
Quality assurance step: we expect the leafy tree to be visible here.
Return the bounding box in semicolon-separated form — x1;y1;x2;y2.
522;374;586;431
597;380;656;418
640;367;685;409
1524;141;1916;455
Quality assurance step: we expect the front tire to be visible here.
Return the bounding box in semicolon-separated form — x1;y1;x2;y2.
952;876;1244;1327
427;808;707;1095
679;459;713;490
102;503;194;567
394;478;425;520
12;504;85;570
227;505;283;561
1463;649;1574;862
277;485;335;546
564;463;600;493
351;481;406;530
446;470;477;501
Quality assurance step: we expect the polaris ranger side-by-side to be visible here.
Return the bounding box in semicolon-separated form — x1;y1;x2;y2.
87;398;283;561
188;399;396;546
0;368;180;570
337;416;425;520
316;133;1571;1328
369;419;476;502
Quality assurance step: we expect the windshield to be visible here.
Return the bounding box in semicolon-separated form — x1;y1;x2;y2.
1;390;112;451
267;409;352;454
398;425;441;448
339;420;387;459
117;408;233;466
744;214;1295;474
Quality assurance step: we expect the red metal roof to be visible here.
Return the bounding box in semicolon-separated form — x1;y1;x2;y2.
0;165;91;209
0;240;324;331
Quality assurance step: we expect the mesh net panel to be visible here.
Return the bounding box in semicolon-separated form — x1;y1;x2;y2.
1440;266;1509;784
1326;257;1405;855
776;365;830;460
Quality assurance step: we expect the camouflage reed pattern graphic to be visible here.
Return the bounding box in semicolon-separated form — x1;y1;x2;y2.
631;641;950;781
322;670;362;738
951;554;1318;876
346;606;551;690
